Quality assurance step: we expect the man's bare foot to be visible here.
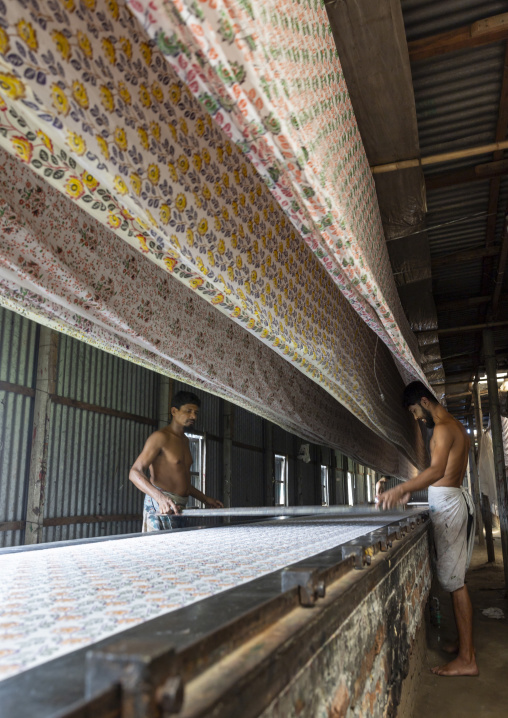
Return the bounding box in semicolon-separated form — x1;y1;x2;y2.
431;655;479;677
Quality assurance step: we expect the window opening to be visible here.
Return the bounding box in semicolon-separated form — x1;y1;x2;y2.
321;465;329;506
366;470;372;503
274;454;288;506
187;433;205;508
347;472;354;506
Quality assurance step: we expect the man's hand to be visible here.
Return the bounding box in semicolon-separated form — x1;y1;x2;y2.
157;493;181;515
377;485;410;510
204;496;224;509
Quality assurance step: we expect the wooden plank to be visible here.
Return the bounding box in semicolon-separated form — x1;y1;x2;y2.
371;139;508;174
50;394;157;426
326;0;419;164
158;375;170;429
42;514;140;527
232;440;264;454
437;320;508;336
436;296;491;312
432;246;500;269
0;381;35;398
25;327;59;545
425;159;508;190
408;13;508;62
0;520;25;532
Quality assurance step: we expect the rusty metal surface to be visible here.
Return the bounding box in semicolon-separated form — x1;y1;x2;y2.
0;511;428;718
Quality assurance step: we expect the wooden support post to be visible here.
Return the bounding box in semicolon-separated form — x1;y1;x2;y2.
483;329;508;585
482;494;496;564
329;450;337;506
294;438;304;506
469;446;485;547
25;327;59;545
315;447;322;506
264;421;274;506
473;380;484;460
158;376;171;429
222;401;234;508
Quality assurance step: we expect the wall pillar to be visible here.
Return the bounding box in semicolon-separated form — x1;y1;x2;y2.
329;450;337;506
264;421;274;506
158;376;172;429
468;446;485;547
223;401;234;508
24;327;59;545
473;379;483;460
483;328;508;589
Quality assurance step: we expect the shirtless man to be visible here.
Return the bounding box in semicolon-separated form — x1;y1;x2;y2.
129;390;223;531
378;381;478;677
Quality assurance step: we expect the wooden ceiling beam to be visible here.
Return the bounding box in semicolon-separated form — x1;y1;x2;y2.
408;13;508;62
432;246;500;269
436;320;508;336
371;139;508;174
425;159;508;190
436;295;491;312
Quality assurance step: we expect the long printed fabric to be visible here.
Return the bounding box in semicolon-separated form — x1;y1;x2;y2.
126;0;425;383
0;0;424;391
0;147;426;475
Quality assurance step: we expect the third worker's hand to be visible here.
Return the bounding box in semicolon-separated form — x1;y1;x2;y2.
377;486;404;510
204;497;224;509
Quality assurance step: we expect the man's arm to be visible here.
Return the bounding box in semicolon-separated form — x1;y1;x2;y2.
188;484;224;508
129;432;182;514
378;425;453;509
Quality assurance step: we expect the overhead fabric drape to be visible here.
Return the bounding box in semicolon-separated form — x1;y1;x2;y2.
0;0;426;473
0;147;425;476
125;0;425;383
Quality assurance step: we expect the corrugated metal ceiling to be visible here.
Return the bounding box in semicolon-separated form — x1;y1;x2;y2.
398;0;508;415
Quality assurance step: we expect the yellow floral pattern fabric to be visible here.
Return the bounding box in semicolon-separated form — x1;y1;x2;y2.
126;0;425;382
0;146;425;475
0;0;423;451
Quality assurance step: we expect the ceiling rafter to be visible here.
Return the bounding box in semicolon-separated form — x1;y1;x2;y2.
407;12;508;62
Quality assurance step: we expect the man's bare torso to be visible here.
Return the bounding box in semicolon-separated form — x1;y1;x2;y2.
149;427;193;496
431;416;470;488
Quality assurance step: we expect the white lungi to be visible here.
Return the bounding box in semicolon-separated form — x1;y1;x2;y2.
428;485;475;592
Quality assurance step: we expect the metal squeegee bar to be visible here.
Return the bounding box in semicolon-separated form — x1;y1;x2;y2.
164;505;421;518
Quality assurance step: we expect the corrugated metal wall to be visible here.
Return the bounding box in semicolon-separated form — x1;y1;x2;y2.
43;333;159;542
0;307;405;547
0;308;38;547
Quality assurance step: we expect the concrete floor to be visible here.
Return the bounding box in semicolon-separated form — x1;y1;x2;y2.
413;531;508;718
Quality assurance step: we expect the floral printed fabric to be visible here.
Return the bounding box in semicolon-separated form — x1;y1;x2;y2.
0;0;423;395
126;0;425;382
0;520;388;679
0;146;426;475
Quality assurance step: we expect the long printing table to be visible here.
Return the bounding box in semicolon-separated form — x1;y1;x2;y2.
0;506;430;718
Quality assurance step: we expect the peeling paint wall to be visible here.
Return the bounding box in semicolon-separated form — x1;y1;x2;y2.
260;531;431;718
